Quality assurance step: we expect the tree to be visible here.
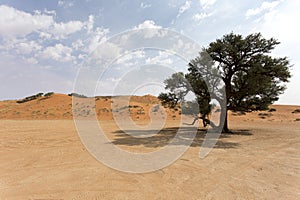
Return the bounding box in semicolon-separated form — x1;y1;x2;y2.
44;92;54;97
159;32;291;132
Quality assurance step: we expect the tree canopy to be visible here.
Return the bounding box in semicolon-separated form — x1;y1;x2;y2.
159;32;291;132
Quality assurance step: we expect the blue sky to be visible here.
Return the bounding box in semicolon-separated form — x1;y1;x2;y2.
0;0;299;105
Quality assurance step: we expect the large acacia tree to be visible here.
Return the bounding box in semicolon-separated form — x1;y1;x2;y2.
159;32;291;132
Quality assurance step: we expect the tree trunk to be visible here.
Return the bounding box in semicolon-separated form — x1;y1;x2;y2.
218;101;230;133
205;107;230;133
222;110;230;133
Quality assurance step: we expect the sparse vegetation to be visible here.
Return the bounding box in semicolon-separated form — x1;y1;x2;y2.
137;108;145;115
68;93;87;98
113;106;129;113
292;109;300;114
17;93;44;103
232;111;246;116
44;92;54;97
152;105;160;112
258;113;273;119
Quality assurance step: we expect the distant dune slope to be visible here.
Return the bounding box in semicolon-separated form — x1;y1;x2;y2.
0;93;299;122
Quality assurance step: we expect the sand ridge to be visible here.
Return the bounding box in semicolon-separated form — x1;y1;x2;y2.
0;93;299;122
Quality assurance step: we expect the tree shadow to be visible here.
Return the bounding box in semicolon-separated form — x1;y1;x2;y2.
227;129;252;135
111;127;252;149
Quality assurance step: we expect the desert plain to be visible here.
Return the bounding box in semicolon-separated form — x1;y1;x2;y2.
0;94;299;199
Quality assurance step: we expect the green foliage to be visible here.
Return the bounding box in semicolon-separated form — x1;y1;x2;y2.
180;101;199;115
206;32;291;112
159;32;291;132
158;72;190;108
158;92;179;108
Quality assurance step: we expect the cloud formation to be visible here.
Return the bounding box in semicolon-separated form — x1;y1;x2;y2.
193;12;212;22
134;20;162;29
0;5;53;37
199;0;217;10
177;0;191;18
246;0;282;18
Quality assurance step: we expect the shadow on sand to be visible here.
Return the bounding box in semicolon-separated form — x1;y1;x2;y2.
111;127;252;149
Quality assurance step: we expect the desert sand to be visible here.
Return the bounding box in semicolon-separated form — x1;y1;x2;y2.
0;94;299;199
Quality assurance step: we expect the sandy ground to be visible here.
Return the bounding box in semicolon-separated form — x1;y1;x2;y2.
0;94;299;199
0;118;299;199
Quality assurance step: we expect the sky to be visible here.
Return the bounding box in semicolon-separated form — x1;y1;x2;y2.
0;0;299;105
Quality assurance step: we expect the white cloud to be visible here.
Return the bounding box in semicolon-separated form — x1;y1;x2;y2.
0;5;54;37
140;2;151;9
115;50;146;65
50;20;84;39
146;51;173;65
177;0;191;18
199;0;217;10
251;0;299;46
193;12;212;22
86;15;94;33
89;41;123;67
1;37;40;53
132;20;165;39
87;27;109;53
72;39;84;50
40;43;74;62
246;0;282;18
39;32;52;39
2;38;42;66
43;9;56;16
78;54;86;60
58;0;74;8
0;5;86;40
15;40;42;55
134;20;162;29
253;0;300;105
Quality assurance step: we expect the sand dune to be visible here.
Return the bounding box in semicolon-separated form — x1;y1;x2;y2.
1;93;299;122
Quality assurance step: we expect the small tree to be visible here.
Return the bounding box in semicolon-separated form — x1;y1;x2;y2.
68;93;88;98
44;92;54;97
159;32;291;132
